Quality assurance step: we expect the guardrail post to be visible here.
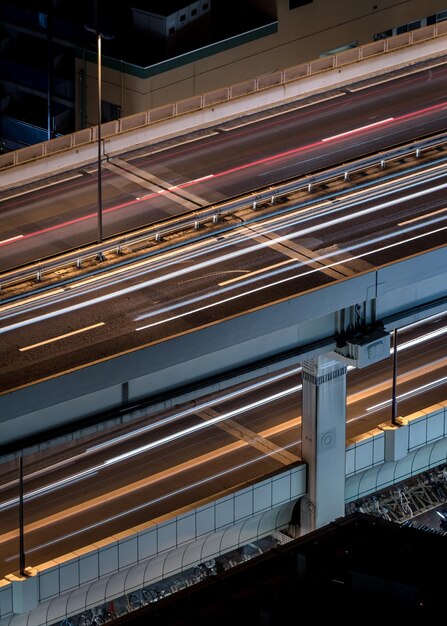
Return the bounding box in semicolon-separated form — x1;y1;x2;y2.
212;213;220;224
253;199;257;210
155;232;163;242
270;195;276;205
344;171;350;181
416;148;421;158
380;159;386;170
36;269;42;282
194;220;201;230
76;258;82;269
307;182;313;193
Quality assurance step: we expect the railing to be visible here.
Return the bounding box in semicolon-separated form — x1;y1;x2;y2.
2;130;447;296
1;21;446;173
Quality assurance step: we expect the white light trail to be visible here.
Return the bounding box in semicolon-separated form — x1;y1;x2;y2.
0;365;303;494
135;220;447;330
366;375;447;412
0;382;302;511
321;118;394;142
396;326;447;352
1;171;446;335
87;365;302;454
0;235;23;246
102;383;303;465
4;436;301;556
398;311;447;332
1;325;444;509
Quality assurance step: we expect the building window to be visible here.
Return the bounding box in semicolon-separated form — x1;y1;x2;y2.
191;8;197;16
203;3;209;10
169;26;175;35
374;30;392;40
180;13;186;22
289;0;312;9
102;101;121;123
38;11;47;29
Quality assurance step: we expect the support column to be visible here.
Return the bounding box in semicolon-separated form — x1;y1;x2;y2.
300;355;347;533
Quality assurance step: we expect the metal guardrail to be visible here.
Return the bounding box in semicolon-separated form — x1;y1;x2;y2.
0;21;446;172
2;130;447;296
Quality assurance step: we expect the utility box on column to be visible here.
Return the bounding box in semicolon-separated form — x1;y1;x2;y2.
330;328;390;369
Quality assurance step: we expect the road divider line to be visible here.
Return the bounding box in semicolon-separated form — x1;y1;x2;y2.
19;322;105;352
197;407;299;465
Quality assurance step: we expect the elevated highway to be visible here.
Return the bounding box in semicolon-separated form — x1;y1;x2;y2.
1;25;447;624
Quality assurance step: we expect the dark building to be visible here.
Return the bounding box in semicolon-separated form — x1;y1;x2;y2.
107;513;447;623
0;0;274;148
3;1;447;150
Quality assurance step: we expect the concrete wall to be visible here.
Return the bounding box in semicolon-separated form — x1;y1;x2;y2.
345;401;447;500
4;19;447;192
0;464;306;620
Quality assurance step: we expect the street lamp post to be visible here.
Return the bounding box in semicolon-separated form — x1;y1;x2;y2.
85;2;112;252
96;30;103;247
391;328;398;425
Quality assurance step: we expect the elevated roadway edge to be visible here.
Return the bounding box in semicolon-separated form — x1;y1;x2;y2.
1;26;447;191
1;246;446;447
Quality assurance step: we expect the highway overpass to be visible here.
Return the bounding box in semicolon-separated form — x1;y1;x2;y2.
1;24;447;624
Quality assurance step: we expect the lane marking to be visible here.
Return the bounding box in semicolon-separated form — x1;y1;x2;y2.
109;158;209;208
398;206;447;226
197;407;299;465
19;322;105;352
243;228;354;280
322;118;394;142
0;174;82;204
220;259;293;286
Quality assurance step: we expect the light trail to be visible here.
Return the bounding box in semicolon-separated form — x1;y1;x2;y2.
0;366;304;494
366;374;447;412
3;436;302;556
0;177;444;336
1;324;444;510
321;118;394;142
86;365;303;454
398;311;447;332
135;220;447;330
1;165;444;330
2;98;447;249
0;381;302;511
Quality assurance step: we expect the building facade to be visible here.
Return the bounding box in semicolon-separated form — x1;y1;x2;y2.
1;0;447;148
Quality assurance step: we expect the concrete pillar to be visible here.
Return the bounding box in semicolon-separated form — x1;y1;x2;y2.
6;570;39;613
300;355;347;533
380;418;409;461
